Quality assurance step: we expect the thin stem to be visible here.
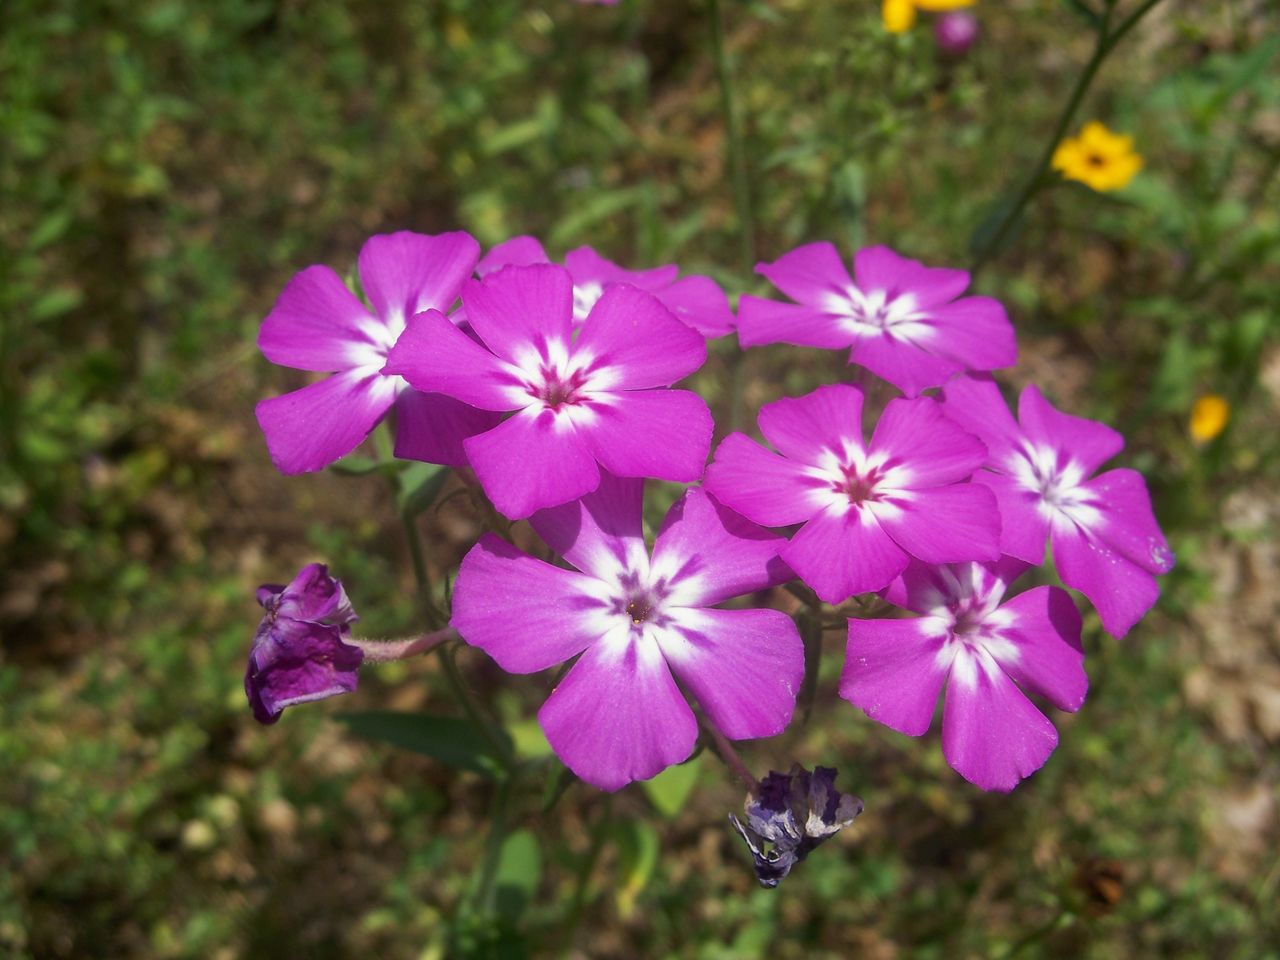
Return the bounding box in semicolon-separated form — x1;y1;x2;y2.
784;579;823;611
474;774;514;918
348;627;456;663
703;720;758;792
439;642;515;768
970;0;1167;273
999;908;1071;959
708;0;756;277
557;797;612;958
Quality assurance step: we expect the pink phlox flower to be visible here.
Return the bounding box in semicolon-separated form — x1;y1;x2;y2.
842;558;1087;792
383;262;714;519
704;383;1001;603
941;376;1174;637
256;231;502;473
450;473;804;791
476;235;736;338
737;242;1016;396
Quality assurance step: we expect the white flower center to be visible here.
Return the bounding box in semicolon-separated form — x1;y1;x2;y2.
572;281;605;322
824;287;932;343
1008;442;1101;529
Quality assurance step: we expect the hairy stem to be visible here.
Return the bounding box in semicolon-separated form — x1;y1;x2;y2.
348;627;456;663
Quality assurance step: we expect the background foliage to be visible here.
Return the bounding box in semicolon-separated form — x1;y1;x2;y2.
2;0;1278;956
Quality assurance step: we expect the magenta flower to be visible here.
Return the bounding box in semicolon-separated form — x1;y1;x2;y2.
246;564;363;724
935;11;979;56
476;236;736;338
704;383;1001;603
941;376;1174;637
737;243;1016;396
383;263;714;519
256;231;501;473
450;474;803;790
842;559;1086;792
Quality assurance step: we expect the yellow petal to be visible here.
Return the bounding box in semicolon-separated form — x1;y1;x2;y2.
883;0;917;32
1190;395;1229;443
915;0;976;9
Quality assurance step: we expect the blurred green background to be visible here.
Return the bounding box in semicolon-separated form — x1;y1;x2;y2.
2;0;1278;956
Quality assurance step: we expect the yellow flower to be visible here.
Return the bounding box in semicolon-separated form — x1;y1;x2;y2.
882;0;974;34
1052;122;1144;192
1189;394;1229;444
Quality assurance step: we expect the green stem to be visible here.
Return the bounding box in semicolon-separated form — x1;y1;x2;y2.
558;797;612;957
400;510;444;629
999;909;1072;959
970;0;1167;273
474;774;514;918
439;642;514;768
704;719;758;792
708;0;756;277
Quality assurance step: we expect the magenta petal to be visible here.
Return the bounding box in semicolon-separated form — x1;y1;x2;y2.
870;397;988;487
452;534;605;673
657;275;736;338
1018;385;1124;474
755;241;854;305
1081;469;1175;574
530;472;648;580
477;235;550;276
462;264;574;363
736;296;853;349
974;472;1050;564
757;384;864;464
1051;522;1160;638
704;434;827;527
259;266;379;372
393;389;503;468
383;309;521;411
575;285;708;389
539;633;698;791
783;505;910;602
357;231;480;322
940;375;1023;466
922;296;1017;372
650;489;793;607
849;334;964;397
883;558;1023;615
841;618;947;736
852;246;970;308
942;656;1059;792
997;586;1087;711
580;390;712;483
661;607;803;740
256;370;396;474
876;484;1002;565
465;406;602;520
564;246;679;289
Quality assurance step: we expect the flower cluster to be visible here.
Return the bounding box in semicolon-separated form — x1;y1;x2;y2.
249;229;1172;801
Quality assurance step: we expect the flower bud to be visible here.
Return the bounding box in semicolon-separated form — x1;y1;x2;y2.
935;11;979;56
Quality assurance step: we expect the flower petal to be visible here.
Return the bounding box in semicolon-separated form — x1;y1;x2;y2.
997;586;1087;711
393;389;504;468
1018;384;1124;474
920;296;1017;372
357;231;480;323
852;245;970;308
849;334;965;397
538;631;697;791
874;483;1002;565
258;265;380;372
461;263;574;364
942;651;1059;791
256;370;397;474
382;309;523;411
246;620;363;725
277;563;355;623
529;471;648;581
451;534;608;673
580;389;713;483
661;607;803;740
783;505;910;601
650;489;793;607
736;296;853;349
971;471;1050;564
1080;469;1175;574
477;235;550;276
1051;521;1160;638
575;284;707;389
464;406;602;520
940;375;1024;466
564;246;679;289
755;241;855;306
757;384;864;465
704;434;828;526
841;617;948;736
870;397;988;488
658;274;736;338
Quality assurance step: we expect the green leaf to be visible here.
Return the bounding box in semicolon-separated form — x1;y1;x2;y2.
611;819;659;919
31;286;84;322
397;462;449;518
493;830;542;924
329;455;392;477
640;754;701;819
338;712;510;778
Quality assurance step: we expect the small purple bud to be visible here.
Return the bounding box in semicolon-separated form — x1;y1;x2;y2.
935;11;979;57
729;764;863;888
245;563;363;724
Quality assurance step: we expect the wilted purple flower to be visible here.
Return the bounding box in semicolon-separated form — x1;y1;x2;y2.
245;564;363;724
704;383;1001;603
256;231;501;473
477;236;736;338
383;263;714;519
737;242;1016;396
843;558;1086;791
935;11;979;56
729;764;863;888
450;473;802;790
941;376;1174;637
